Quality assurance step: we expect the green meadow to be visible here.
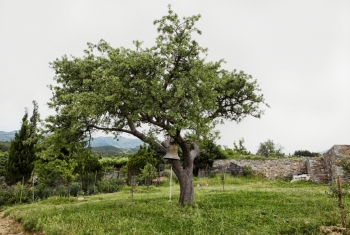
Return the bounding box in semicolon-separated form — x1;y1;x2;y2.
2;176;348;235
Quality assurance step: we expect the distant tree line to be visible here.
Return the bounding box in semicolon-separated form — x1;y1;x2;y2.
293;150;320;158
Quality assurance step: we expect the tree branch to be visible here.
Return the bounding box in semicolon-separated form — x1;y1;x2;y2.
86;124;133;135
139;113;170;130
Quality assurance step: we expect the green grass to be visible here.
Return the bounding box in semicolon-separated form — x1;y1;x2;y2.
2;176;347;235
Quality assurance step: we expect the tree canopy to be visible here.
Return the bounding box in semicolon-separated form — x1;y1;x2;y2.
47;6;267;204
49;6;266;148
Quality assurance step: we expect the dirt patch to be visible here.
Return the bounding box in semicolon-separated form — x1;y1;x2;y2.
319;225;350;235
0;212;40;235
0;212;26;235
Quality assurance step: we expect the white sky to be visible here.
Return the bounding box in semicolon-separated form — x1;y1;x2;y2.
0;1;349;154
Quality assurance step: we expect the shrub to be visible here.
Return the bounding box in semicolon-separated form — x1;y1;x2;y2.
69;182;81;197
0;183;33;206
34;184;54;200
208;170;217;178
97;177;124;193
0;185;14;206
55;185;68;197
243;165;255;177
87;185;98;195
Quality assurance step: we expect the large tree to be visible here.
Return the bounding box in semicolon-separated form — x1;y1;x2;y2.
6;101;39;184
47;7;267;204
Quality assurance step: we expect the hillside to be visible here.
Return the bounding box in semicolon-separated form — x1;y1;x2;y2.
89;136;142;149
0;131;16;142
0;131;142;149
91;145;138;157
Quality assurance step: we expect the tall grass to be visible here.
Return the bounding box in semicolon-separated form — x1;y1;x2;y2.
2;176;346;235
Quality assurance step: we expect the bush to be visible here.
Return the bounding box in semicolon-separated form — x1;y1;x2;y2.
55;185;68;197
0;185;14;206
97;177;124;193
208;170;217;178
69;182;81;197
87;185;98;195
34;184;54;200
0;183;34;206
243;165;255;177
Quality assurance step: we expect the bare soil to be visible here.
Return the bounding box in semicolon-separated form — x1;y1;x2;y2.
0;212;30;235
319;225;350;235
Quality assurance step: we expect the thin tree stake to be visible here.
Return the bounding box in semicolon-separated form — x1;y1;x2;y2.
94;171;97;194
337;175;346;228
20;176;24;203
221;169;225;191
32;172;35;202
169;164;172;202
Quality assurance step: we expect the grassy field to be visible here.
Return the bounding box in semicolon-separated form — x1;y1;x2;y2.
1;176;348;235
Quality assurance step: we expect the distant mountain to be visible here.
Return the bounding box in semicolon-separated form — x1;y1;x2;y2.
0;131;17;142
0;130;143;150
90;136;143;149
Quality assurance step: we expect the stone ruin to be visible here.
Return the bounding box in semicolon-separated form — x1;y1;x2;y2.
212;145;350;184
321;145;350;183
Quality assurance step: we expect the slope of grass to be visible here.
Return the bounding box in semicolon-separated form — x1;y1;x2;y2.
2;176;346;235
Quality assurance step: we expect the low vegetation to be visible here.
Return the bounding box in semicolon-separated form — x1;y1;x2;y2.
0;142;10;152
2;176;348;235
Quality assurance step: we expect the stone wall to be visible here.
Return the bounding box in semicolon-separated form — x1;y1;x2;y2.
323;145;350;183
212;159;307;179
212;145;350;184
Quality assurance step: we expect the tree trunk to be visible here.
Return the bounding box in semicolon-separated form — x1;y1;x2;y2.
169;159;194;204
168;142;200;205
128;134;200;205
178;166;194;204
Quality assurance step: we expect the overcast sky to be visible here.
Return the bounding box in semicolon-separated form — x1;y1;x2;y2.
0;1;349;154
